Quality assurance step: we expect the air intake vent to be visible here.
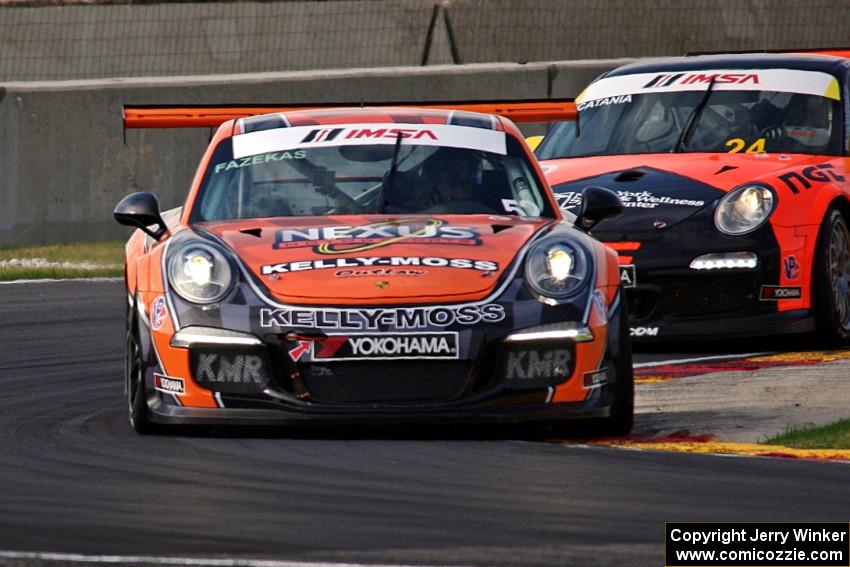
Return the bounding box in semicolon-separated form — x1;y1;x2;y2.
613;170;645;182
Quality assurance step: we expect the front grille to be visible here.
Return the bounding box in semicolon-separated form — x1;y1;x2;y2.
299;361;472;404
627;272;758;321
668;273;756;316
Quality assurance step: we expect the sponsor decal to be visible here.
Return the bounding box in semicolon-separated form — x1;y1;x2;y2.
619;264;636;288
592;289;608;324
288;340;312;362
259;304;506;330
232;123;508;159
576;94;632;111
153;373;185;395
312;332;459;361
556;190;704;211
616;190;705;209
334;267;427;278
272;218;481;253
760;285;802;301
583;368;609;389
150;296;167;330
300;128;345;143
306;366;334;377
556;192;584;211
783;256;800;280
777;163;845;194
213;150;306;174
788;129;817;138
302;127;437;143
631;326;659;337
261;256;499;275
505;349;572;381
643;72;759;88
195;353;267;385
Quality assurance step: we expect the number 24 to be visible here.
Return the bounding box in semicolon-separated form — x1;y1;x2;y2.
725;138;766;153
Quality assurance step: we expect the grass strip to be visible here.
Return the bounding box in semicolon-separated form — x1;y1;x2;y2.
0;241;124;281
0;266;122;281
764;419;850;449
0;241;125;265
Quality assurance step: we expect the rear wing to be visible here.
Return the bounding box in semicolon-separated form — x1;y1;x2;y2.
686;47;850;59
122;100;576;129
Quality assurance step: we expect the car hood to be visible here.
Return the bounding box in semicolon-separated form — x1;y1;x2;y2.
541;152;832;233
201;214;550;305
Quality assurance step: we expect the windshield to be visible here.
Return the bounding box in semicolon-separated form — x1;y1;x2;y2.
191;127;554;222
538;77;843;159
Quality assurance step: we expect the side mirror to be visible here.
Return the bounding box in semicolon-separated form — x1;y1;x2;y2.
525;135;544;151
114;192;167;240
576;186;623;232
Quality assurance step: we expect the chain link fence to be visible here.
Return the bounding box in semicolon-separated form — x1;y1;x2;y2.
1;0;849;81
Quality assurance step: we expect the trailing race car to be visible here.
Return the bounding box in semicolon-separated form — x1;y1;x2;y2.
115;106;631;434
535;52;850;342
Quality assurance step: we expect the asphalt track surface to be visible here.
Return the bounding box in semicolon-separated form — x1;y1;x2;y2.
2;280;850;567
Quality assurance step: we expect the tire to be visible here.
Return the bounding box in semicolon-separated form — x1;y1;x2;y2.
560;291;634;438
125;299;157;434
814;207;850;345
599;291;634;436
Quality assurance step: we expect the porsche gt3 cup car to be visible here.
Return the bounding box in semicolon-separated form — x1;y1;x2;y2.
114;107;631;434
535;52;850;342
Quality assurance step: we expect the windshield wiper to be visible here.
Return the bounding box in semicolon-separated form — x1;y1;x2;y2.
376;131;404;214
674;77;716;153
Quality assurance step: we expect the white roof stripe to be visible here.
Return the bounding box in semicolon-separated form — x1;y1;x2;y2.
232;123;507;159
577;69;841;104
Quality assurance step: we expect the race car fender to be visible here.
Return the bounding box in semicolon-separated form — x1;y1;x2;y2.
553;243;621;403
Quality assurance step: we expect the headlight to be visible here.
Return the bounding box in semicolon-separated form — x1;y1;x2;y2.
715;184;775;235
525;239;590;300
168;241;235;304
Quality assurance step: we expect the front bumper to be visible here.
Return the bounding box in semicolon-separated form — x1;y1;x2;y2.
599;214;811;340
143;290;624;424
626;307;814;340
146;395;611;426
148;329;615;424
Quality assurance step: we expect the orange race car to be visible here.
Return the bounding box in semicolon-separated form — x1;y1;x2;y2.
114;107;631;434
535;52;850;342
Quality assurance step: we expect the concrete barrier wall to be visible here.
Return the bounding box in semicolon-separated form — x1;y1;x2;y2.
1;0;848;81
449;0;850;63
0;1;440;81
0;59;630;246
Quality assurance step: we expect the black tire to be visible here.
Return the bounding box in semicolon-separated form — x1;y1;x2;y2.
125;299;157;434
598;291;634;436
814;207;850;345
559;291;634;438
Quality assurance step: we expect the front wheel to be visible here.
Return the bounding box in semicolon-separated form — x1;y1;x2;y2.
558;291;633;438
125;301;156;434
598;291;634;436
814;208;850;345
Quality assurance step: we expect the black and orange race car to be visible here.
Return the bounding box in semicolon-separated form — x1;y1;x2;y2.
114;106;632;434
535;51;850;342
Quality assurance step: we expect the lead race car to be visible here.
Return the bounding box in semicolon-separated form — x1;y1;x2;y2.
115;106;631;434
536;52;850;342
